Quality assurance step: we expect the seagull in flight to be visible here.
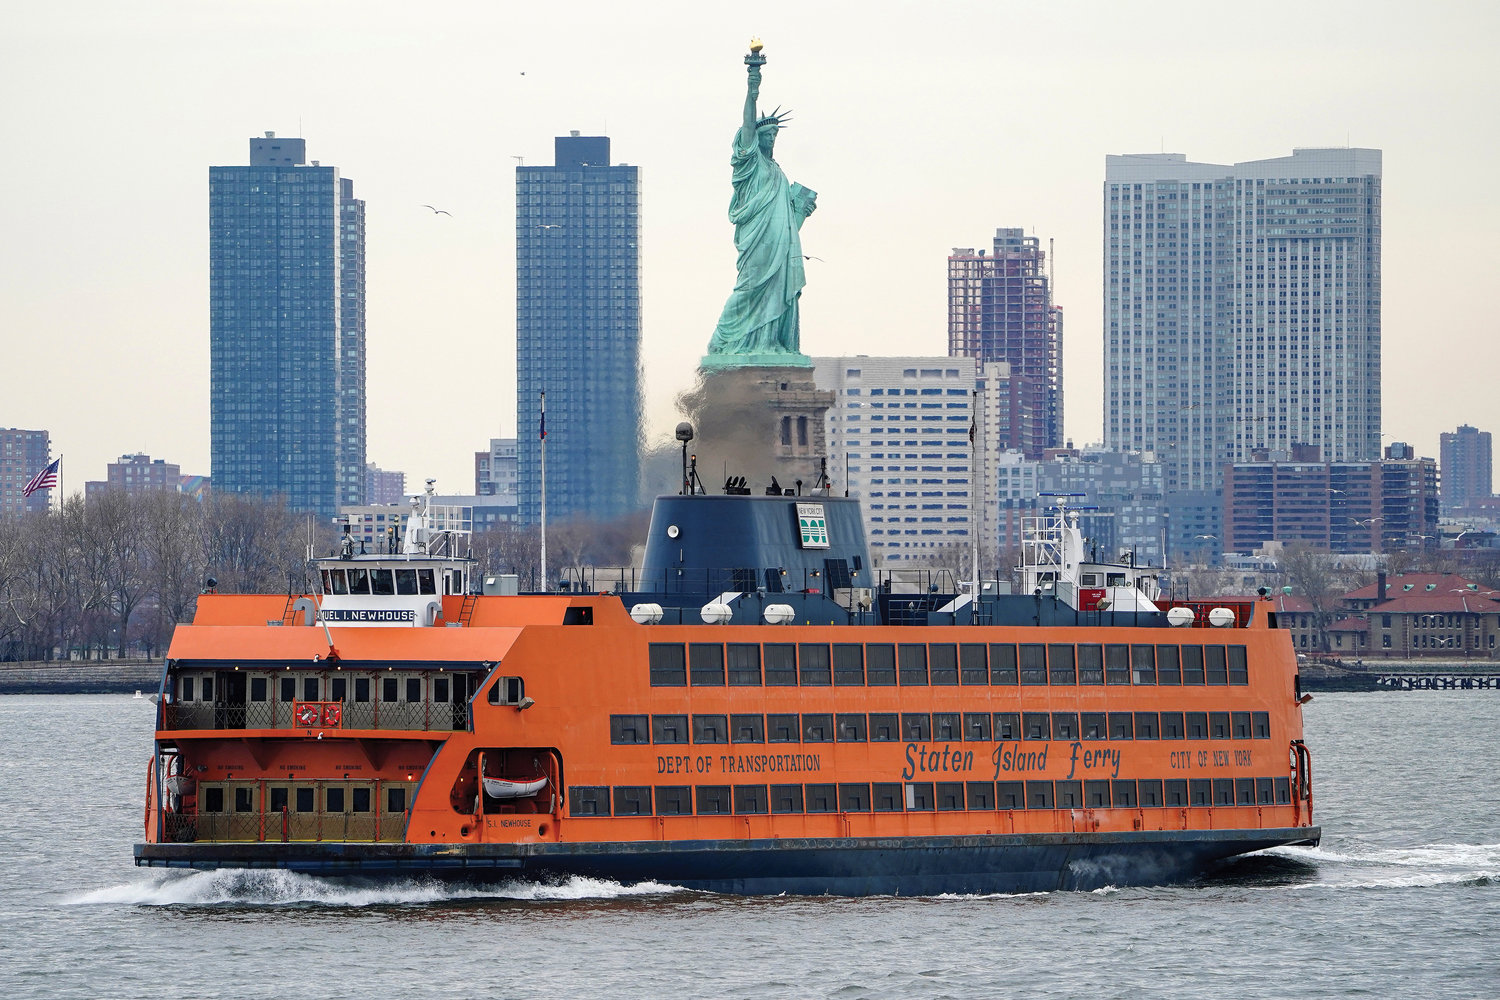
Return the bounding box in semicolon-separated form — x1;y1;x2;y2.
803;255;824;262
537;224;562;229
422;204;452;216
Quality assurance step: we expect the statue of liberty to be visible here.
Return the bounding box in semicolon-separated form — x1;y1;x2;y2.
702;39;817;369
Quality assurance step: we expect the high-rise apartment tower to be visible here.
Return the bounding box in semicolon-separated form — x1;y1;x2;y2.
1440;424;1493;513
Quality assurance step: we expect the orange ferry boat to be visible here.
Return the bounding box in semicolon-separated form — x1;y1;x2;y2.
135;473;1318;894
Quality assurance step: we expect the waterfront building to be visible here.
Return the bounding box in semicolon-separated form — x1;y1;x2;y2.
515;132;641;524
366;464;406;506
1104;148;1382;493
1440;424;1493;514
0;428;52;516
84;454;181;500
947;230;1062;458
475;438;518;499
210;131;365;515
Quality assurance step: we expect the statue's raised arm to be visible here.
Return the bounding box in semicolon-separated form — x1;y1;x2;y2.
702;39;817;370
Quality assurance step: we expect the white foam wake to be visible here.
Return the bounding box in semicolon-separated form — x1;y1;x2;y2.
1264;842;1499;891
66;870;687;907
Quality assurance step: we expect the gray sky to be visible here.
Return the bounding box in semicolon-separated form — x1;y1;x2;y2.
4;0;1496;497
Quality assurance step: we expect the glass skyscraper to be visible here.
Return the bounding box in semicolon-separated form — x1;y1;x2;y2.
515;132;642;524
1104;148;1381;493
210;132;365;516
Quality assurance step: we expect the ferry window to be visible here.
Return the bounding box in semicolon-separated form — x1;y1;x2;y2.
655;786;692;816
326;787;345;813
652;715;688;744
1253;711;1270;739
1274;777;1291;804
1077;644;1104;684
932;644;962;685
296;788;316;812
270;788;288;813
733;714;766;743
1205;646;1228;685
727;644;762;686
1085;781;1111;808
798;644;832;686
387;787;407;814
837;713;867;742
1186;712;1208;740
609;714;649;745
832;644;865;685
1048;644;1077;685
1181;646;1205;684
352;788;371;813
734;785;768;814
1056;781;1082;808
1023;713;1051;741
1165;780;1188;807
806;784;837;813
994;713;1020;740
1134;712;1159;739
418;569;436;594
802;714;833;742
304;677;320;701
1019;644;1047;685
869;713;899;742
906;782;934;811
180;676;194;701
1209;712;1230;739
1161;712;1185;740
840;779;876;815
234;787;255;813
989;644;1019;685
1228;646;1249;685
282;677;297;703
370;570;395;596
405;678;421;703
570;787;608;816
764;644;797;685
1156;645;1182;685
771;784;804;813
692;715;727;744
202;677;214;701
1213;779;1234;806
649;644;688;687
1081;713;1106;740
394;569;419;595
1105;645;1131;685
1131;645;1157;684
203;786;224;812
966;782;995;810
960;644;996;683
1232;712;1252;739
964;713;992;741
866;644;897;686
1109;713;1134;740
1052;713;1079;740
897;642;927;686
331;677;348;702
936;782;964;811
1256;778;1274;804
1235;778;1255;805
874;783;904;812
901;713;931;742
689;644;725;686
1190;779;1212;806
348;569;371;595
1026;781;1053;809
1138;780;1162;807
933;712;961;741
767;714;798;743
487;677;523;705
354;678;370;703
327;569;348;595
613;786;652;816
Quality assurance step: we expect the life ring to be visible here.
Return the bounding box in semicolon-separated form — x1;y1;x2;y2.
321;703;342;727
295;703;320;727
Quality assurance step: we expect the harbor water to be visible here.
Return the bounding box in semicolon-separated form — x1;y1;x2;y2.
1;692;1495;999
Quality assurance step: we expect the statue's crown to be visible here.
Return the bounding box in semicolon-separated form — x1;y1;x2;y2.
756;106;791;130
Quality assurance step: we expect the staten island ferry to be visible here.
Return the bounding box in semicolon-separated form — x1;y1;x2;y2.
135;472;1318;895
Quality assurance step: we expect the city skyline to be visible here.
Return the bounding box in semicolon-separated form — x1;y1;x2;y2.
4;3;1497;498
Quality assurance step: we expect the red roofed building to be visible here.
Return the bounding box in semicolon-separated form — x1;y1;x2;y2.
1272;572;1500;658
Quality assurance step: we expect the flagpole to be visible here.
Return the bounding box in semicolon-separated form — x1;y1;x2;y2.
539;391;548;592
970;391;980;602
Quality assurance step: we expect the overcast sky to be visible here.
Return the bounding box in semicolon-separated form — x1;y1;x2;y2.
4;0;1497;497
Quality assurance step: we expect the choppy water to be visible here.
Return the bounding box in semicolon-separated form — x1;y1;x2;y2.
2;692;1496;999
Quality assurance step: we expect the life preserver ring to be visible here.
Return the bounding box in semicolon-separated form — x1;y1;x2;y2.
321;703;342;727
295;703;320;727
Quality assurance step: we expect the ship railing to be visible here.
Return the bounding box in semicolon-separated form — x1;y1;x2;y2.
161;699;467;733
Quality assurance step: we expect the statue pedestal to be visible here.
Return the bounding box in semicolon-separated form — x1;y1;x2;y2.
681;366;835;495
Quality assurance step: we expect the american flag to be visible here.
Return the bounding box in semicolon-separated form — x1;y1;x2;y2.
22;458;59;497
539;391;546;440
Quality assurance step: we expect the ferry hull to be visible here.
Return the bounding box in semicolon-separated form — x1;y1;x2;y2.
134;826;1319;895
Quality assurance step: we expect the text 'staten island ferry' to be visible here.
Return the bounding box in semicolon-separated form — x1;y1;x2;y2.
135;463;1318;895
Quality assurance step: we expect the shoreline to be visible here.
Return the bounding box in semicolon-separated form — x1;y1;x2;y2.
0;659;162;695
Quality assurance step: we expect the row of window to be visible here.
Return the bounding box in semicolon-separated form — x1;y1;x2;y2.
177;672;475;706
647;642;1251;689
202;784;408;816
570;776;1294;817
610;710;1273;745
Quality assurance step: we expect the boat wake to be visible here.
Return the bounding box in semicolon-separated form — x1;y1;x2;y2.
65;870;688;908
1264;842;1500;891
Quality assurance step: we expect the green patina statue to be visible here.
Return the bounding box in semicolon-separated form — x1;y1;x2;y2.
702;39;817;370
